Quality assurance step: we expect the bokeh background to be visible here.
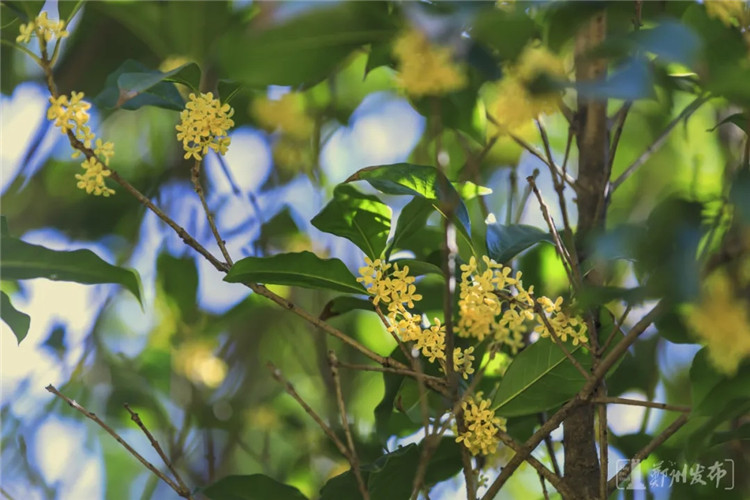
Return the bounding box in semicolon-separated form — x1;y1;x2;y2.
2;1;747;499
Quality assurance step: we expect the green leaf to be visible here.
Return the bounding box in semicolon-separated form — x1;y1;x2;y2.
453;181;492;201
0;233;142;304
94;60;189;111
224;251;365;295
311;184;391;260
486;223;554;264
346;163;472;245
386;197;436;258
494;316;622;417
708;113;748;133
366;444;420;500
203;474;308;500
319;469;367;500
217;2;397;88
423;438;462;486
1;291;30;344
374;348;416;444
493;338;586;417
390;259;444;278
319;296;373;321
156;253;198;320
472;6;538;61
690;347;750;416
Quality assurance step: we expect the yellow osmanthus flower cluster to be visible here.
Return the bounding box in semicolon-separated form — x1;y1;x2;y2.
47;92;115;196
456;395;506;456
176;92;235;161
491;44;567;134
357;258;474;379
16;11;68;45
687;271;750;376
457;256;587;352
392;28;467;97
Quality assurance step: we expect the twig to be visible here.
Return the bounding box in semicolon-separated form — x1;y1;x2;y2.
527;176;579;288
592;397;691;413
190;159;233;266
328;352;369;500
607;413;689;494
411;352;438;499
538;413;561;477
45;385;191;498
267;363;352;462
481;303;663;499
123;404;192;496
0;486;16;500
599;305;632;356
508;132;577;189
498;432;571;498
611;95;709;191
607;102;632;173
513;169;538;224
335;361;448;388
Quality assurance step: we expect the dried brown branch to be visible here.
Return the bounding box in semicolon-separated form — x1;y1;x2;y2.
267;363;352;462
607;413;689;494
498;431;573;498
123;404;192;496
190;159;233;266
592;397;691;413
45;385;192;498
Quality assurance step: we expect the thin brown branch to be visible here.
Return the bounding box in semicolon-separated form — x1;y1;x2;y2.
482;303;663;499
123;404;192;496
527;176;580;288
607;102;632;173
411;353;438;499
538;413;561;477
190;159;233;266
592;397;691;413
267;363;352;462
611;95;709;191
513;169;538;224
45;385;191;498
328;352;369;500
335;361;448;388
599;305;632;356
498;432;573;498
607;413;689;494
509;132;577;189
585;302;663;391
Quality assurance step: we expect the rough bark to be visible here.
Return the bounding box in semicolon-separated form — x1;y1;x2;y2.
565;10;609;500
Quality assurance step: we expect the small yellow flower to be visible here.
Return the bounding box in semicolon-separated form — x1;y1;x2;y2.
456;395;505;456
454;346;476;379
392;28;467;97
175;92;234;161
16;11;68;46
94;139;115;166
75;157;114;197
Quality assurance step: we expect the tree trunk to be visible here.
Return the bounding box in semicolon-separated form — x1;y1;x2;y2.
565;10;609;499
